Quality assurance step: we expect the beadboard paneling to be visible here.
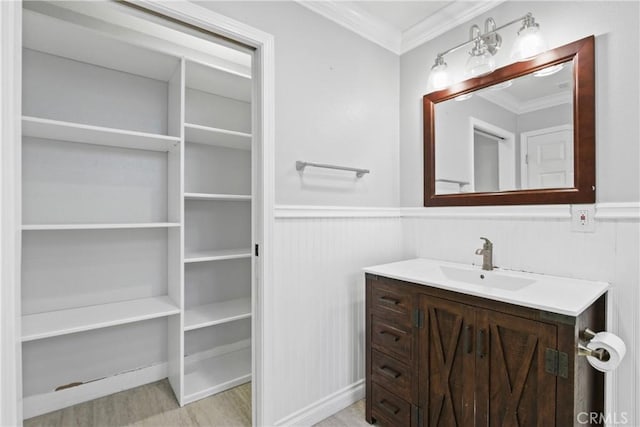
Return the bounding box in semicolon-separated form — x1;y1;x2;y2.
269;216;403;424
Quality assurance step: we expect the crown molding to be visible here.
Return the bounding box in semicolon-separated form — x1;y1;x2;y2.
296;1;401;54
297;1;505;56
401;1;507;54
478;89;572;115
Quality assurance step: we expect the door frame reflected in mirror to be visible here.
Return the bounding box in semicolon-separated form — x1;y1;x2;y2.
423;35;595;207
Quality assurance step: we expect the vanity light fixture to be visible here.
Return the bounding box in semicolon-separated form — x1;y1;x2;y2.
426;55;451;92
426;12;548;92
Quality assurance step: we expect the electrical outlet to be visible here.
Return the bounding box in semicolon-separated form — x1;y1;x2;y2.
571;205;596;232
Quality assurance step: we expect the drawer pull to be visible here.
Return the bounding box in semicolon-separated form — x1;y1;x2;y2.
379;295;401;305
379;330;400;342
379;365;401;379
379;399;400;415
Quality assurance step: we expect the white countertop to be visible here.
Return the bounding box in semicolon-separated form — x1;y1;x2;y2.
363;258;609;317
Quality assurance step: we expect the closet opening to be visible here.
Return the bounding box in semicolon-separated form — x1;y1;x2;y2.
16;1;269;425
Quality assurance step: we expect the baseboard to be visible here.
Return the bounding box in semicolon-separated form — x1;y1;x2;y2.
23;362;167;420
274;379;365;426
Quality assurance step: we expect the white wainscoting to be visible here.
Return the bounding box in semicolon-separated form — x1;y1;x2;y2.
273;204;638;426
269;212;403;425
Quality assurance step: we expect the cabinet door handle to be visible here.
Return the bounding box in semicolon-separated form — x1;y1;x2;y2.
379;399;400;415
379;365;401;379
464;325;473;354
477;329;486;359
380;330;400;342
379;295;401;305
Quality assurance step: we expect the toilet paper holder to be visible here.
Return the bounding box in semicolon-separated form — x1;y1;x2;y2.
578;328;611;362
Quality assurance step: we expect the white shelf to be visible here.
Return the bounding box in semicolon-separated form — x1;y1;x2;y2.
184;298;251;331
21;223;180;231
184;123;251;150
22;116;180;152
22;296;180;342
184;193;251;201
186;59;251;102
183;345;251;404
184;249;252;264
23;8;180;82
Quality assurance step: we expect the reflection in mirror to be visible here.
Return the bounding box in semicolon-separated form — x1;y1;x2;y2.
435;59;574;195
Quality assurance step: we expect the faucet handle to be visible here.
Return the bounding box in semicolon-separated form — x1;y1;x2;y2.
479;237;492;247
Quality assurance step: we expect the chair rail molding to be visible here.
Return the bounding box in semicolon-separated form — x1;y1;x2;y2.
275;203;640;220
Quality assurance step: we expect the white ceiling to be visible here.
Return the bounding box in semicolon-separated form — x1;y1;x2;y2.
297;0;505;54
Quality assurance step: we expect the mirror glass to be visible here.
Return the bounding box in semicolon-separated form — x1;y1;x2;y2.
434;59;574;195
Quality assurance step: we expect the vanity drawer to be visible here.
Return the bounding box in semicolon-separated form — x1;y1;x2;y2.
371;383;411;427
371;317;413;361
371;279;413;326
371;349;412;401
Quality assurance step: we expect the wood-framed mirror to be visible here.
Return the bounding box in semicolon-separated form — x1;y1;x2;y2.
423;35;595;206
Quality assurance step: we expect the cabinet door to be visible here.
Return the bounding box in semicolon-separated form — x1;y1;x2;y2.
476;310;557;427
419;296;475;427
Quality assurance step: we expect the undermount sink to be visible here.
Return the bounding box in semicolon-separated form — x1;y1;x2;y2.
439;265;536;290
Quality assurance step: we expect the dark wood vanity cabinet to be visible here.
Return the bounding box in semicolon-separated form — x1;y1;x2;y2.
365;274;605;427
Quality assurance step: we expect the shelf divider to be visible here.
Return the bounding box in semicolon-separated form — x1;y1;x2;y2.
184;193;251;201
22;296;180;342
22;223;181;231
183;345;251;404
184;297;251;331
22;116;180;152
184;248;252;264
184;123;251;150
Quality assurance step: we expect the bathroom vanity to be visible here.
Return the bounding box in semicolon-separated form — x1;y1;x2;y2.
364;258;608;426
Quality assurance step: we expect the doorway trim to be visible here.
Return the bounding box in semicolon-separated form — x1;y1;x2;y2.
469;117;516;192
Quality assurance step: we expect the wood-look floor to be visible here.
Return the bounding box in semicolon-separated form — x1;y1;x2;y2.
24;380;369;427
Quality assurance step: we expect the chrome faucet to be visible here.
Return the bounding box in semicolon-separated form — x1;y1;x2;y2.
475;237;493;271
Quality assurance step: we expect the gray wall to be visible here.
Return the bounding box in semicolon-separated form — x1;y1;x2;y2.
197;1;400;207
400;1;640;205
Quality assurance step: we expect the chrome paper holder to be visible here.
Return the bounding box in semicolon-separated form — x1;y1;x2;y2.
577;328;611;362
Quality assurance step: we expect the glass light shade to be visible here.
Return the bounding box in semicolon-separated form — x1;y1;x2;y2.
465;51;495;78
533;63;564;77
511;25;547;61
454;93;473;101
427;62;450;92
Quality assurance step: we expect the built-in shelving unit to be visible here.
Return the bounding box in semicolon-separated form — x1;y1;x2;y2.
182;56;253;402
19;1;255;419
